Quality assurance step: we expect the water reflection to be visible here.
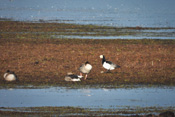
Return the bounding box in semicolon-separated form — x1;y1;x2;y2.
0;86;175;109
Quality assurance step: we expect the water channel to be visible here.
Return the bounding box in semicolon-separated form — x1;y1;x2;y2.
0;86;175;111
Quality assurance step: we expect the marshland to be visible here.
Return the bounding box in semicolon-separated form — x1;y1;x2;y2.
0;0;175;116
0;20;175;116
1;21;175;86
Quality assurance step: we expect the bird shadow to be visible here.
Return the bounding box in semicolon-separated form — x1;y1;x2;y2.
85;78;93;80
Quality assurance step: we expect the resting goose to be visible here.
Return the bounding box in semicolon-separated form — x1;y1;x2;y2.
4;70;18;81
100;55;120;72
79;61;92;80
65;72;83;81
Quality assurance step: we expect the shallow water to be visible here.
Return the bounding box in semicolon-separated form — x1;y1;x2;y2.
1;0;175;40
0;0;175;28
53;35;175;40
0;86;175;110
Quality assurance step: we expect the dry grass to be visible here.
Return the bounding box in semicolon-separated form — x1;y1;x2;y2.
0;21;175;86
0;38;175;85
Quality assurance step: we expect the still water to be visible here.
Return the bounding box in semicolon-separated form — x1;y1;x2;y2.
0;86;175;109
0;0;175;27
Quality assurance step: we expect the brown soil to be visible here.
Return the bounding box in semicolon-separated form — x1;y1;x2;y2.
0;21;175;86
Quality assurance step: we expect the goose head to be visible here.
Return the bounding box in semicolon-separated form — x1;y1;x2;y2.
67;72;73;75
99;55;103;59
85;61;90;65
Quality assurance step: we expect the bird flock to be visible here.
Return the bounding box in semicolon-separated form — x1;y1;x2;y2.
3;55;120;82
65;55;120;82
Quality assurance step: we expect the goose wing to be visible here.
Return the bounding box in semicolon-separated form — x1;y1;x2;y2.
69;75;83;79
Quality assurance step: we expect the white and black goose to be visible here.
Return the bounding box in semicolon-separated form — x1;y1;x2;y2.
100;55;120;72
65;72;83;82
79;61;92;80
4;70;18;82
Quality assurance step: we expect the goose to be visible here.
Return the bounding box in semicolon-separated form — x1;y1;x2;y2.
79;61;92;80
65;72;83;81
100;55;120;73
4;70;18;81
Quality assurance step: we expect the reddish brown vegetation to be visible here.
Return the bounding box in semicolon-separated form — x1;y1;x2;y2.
0;21;175;85
0;38;175;85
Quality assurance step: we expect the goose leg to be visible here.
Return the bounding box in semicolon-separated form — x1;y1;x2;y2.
80;72;83;76
105;70;111;73
84;74;88;80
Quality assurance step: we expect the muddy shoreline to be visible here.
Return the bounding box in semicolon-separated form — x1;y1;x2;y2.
0;106;174;117
0;21;175;86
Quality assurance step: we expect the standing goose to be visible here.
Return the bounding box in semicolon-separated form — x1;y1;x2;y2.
4;70;18;81
100;55;120;73
79;61;92;80
65;72;83;82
